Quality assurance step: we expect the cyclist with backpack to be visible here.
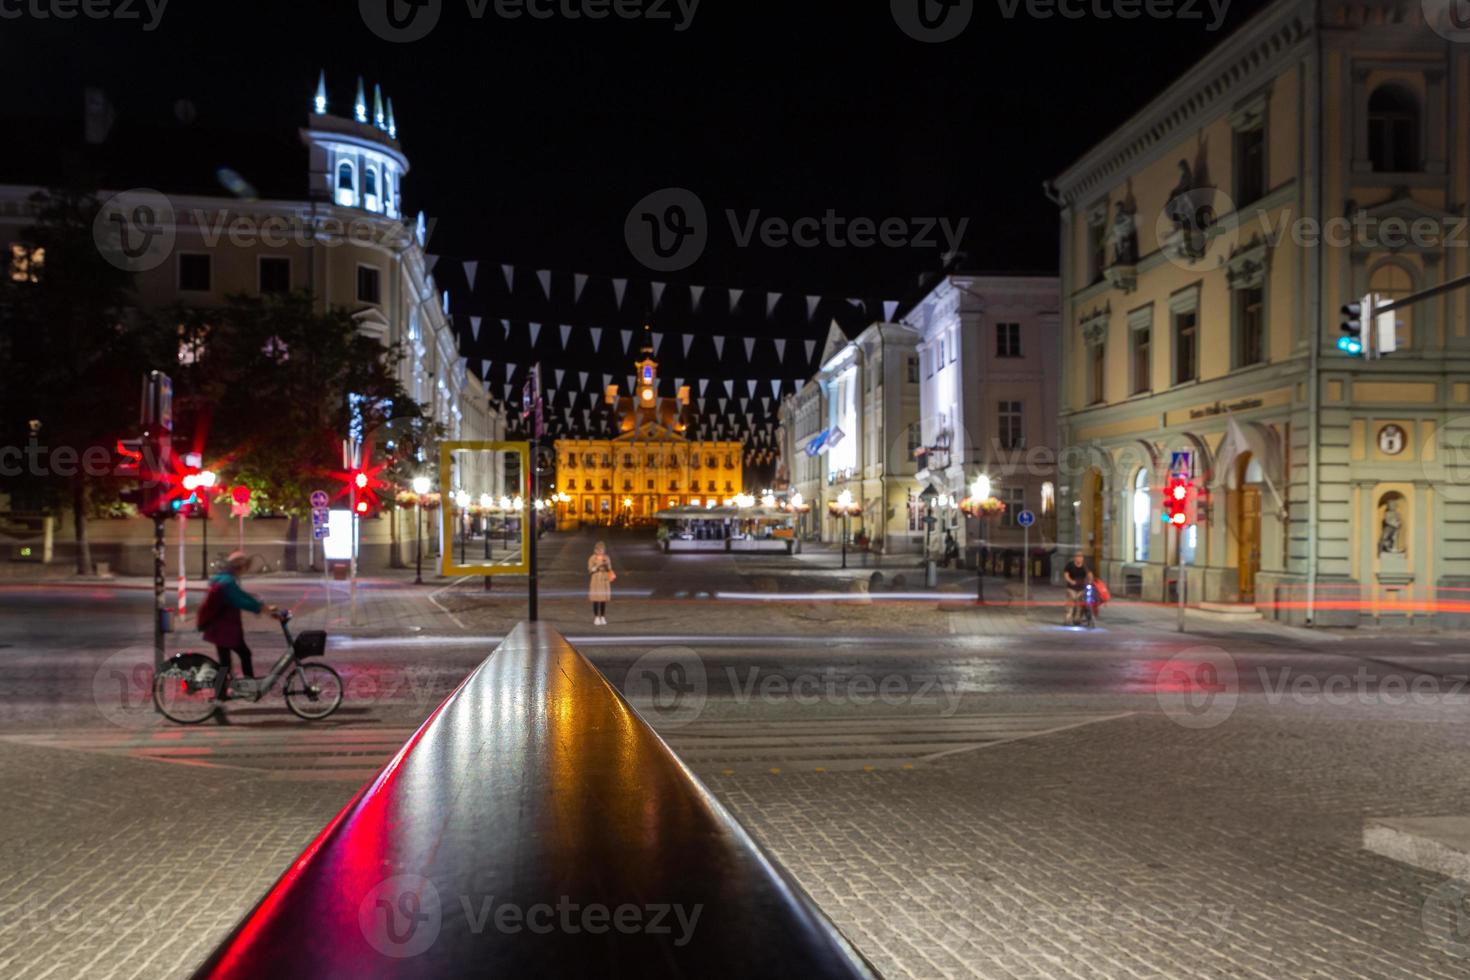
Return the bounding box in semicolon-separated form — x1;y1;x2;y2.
196;551;277;701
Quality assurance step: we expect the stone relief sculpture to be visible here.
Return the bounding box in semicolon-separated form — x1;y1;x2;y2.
1108;200;1138;266
1378;497;1405;555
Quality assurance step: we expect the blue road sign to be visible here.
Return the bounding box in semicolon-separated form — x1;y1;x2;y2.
1169;451;1192;476
1017;509;1036;528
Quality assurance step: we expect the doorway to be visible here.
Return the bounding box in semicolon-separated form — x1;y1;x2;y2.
1082;467;1106;571
1233;454;1262;603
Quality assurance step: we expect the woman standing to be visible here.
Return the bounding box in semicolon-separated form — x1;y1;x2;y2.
588;541;613;625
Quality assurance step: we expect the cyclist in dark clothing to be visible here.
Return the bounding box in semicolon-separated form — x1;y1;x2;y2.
1062;553;1093;625
199;552;277;699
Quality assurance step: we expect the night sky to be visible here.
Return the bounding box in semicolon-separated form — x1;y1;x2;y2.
2;0;1276;436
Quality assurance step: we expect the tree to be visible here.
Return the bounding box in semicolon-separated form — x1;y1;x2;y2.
0;189;143;574
161;292;426;568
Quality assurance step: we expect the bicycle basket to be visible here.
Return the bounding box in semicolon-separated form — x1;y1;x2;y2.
293;630;328;658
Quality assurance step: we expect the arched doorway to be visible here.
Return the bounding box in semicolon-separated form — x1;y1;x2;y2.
1231;453;1262;603
1131;468;1152;563
1081;467;1106;571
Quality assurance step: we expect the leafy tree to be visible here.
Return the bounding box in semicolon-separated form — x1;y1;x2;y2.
0;189;144;573
162;292;426;568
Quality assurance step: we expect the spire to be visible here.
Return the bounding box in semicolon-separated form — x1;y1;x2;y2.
313;70;328;115
373;84;385;129
386;97;398;139
354;76;367;123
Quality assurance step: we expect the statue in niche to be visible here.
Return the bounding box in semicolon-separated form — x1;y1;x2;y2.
1108;200;1138;266
1378;497;1405;555
1164;160;1196;232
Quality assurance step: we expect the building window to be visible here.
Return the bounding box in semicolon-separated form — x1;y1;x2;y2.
8;243;43;283
907;356;919;383
647;454;658;467
996;322;1021;358
364;166;380;212
1236;287;1265;367
924;349;934;378
1174;310;1198;384
356;265;381;304
998;401;1024;450
646;480;654;491
907;423;922;460
336;161;356;207
259;257;290;294
1368;85;1421;173
1132;469;1151;562
625;454;634;468
1129;323;1151;394
999;487;1026;527
178;253;211;292
1087;206;1108;284
1234;125;1266;205
1088;343;1106;405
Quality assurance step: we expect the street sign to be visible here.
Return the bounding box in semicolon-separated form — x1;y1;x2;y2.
230;501;250;518
311;506;330;526
1169;451;1192;477
310;490;329;509
1016;509;1036;528
313;526;329;540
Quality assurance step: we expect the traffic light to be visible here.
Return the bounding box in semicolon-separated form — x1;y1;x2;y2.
348;468;379;516
1163;474;1191;526
115;436;171;516
1339;294;1373;356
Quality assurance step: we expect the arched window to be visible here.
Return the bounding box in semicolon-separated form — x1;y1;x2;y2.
1131;468;1151;562
1370;262;1417;349
335;161;356;207
383;170;394;214
364;166;380;211
1368;85;1420;173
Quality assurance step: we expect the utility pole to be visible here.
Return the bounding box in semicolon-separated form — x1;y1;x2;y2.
525;364;543;622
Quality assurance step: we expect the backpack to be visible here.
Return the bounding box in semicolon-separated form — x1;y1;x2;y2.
195;582;226;630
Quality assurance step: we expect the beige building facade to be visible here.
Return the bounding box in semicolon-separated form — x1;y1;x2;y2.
1050;0;1470;625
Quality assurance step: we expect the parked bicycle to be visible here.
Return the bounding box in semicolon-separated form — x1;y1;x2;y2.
153;610;343;723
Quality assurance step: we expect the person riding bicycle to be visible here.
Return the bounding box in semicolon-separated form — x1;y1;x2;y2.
197;551;277;700
1062;553;1093;626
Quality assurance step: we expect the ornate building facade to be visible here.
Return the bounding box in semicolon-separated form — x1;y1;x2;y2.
554;338;743;527
1049;0;1470;624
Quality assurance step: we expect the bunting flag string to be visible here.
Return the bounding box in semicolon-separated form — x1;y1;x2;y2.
463;261;479;291
729;287;744;310
620;329;633;354
529;322;542;346
766;292;782;318
884;300;900;321
559;323;572;349
613;278;628;310
806;295;821;321
590;326;602;349
690;284;705;311
574;273;589;303
536;270;552;300
774;338;786;361
712;336;725;358
469;316;481;342
651;281;666;310
500;263;515;291
682;334;694;356
743;337;755;361
804;339;817;363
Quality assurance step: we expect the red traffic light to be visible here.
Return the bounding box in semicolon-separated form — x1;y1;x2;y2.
354;471;369;489
355;500;369;514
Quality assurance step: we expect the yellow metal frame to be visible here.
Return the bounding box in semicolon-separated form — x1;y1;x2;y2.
439;441;530;577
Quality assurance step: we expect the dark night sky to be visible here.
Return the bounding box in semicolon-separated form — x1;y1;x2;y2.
1;0;1275;437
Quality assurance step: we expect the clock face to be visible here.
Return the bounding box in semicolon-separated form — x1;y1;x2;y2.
1378;424;1407;456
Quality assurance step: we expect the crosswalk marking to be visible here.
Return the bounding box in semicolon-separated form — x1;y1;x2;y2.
2;711;1133;781
658;711;1133;773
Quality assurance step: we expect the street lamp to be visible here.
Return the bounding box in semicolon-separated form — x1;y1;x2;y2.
454;490;470;565
828;489;861;569
480;493;493;560
412;475;432;584
965;473;998;603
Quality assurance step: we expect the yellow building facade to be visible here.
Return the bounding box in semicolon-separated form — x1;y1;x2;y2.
1050;0;1470;625
554;345;743;527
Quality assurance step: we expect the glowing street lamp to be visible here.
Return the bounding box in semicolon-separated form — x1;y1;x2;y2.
454;490;471;565
828;489;862;569
412;475;433;583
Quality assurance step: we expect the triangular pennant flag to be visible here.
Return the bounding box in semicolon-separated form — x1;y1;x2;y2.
651;332;663;355
505;363;515;382
766;292;782;317
573;273;589;303
559;323;572;349
681;334;694;357
482;361;493;380
536;270;552;299
469;316;481;342
729;288;743;310
529;323;542;346
627;375;636;393
590;326;603;349
698;379;709;396
500;264;515;291
651;281;666;310
884;300;899;321
579;371;588;389
603;373;613;390
613;278;628;310
500;319;510;340
425;254;441;275
804;339;817;363
463;260;479;291
723;380;734;398
674;377;683;392
621;329;633;354
806;295;821;320
690;285;705;311
771;379;782;398
713;336;725;358
554;369;565;387
747;380;757;397
743;337;755;360
774;338;786;361
504;383;513;400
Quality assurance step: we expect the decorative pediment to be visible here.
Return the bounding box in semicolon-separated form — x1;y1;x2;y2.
614;421;684;443
1347;194;1465;253
1225;234;1271;291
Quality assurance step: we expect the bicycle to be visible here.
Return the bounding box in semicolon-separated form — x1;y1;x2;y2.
152;610;343;724
1078;582;1099;629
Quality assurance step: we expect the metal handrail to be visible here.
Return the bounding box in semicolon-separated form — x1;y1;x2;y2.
190;622;880;979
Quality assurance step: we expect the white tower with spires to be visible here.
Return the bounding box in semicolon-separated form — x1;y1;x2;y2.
300;70;408;219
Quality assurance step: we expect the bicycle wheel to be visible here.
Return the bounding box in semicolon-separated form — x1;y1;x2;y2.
153;654;221;724
284;663;343;720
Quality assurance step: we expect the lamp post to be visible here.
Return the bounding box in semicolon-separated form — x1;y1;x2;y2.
454;490;470;565
412;475;431;584
828;489;860;570
480;493;493;560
